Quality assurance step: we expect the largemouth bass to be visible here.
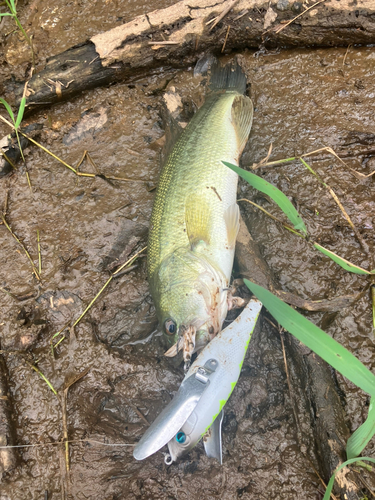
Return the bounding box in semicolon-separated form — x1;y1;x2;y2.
148;62;253;368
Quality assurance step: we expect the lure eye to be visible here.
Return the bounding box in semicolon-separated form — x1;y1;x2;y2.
176;431;186;444
164;319;177;335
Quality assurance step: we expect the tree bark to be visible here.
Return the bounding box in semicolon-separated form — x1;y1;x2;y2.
5;0;375;112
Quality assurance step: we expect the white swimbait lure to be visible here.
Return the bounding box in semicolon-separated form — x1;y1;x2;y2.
133;298;262;464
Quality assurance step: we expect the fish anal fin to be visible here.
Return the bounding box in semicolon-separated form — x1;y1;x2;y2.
224;203;240;249
185;197;211;249
231;95;254;153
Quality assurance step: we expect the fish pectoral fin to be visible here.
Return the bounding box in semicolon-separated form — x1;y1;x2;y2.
231;95;254;152
224;203;240;249
203;409;223;464
185;197;211;250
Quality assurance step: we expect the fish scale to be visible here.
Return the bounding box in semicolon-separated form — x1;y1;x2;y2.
149;93;239;279
148;62;254;360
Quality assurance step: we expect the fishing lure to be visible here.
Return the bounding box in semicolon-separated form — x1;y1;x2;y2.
133;298;262;464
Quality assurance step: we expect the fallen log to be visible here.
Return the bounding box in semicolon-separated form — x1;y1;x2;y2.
235;216;361;500
4;0;375;112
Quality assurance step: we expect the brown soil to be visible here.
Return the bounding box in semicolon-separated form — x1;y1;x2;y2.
0;1;375;499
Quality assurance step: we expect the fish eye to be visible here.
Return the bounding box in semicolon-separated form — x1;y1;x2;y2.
164;319;177;335
176;431;186;444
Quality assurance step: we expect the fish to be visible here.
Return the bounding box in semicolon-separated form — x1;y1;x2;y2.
147;60;254;368
133;298;263;463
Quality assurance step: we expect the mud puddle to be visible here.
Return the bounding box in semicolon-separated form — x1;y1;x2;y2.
1;1;375;499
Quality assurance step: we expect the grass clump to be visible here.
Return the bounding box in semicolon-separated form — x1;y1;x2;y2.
1;0;35;65
223;150;375;499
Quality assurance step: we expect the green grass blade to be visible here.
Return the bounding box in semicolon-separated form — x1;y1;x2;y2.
346;396;375;459
5;0;16;14
222;161;307;234
244;279;375;396
323;457;375;500
29;364;57;395
0;12;13;17
314;243;371;274
0;98;15;124
15;97;26;129
299;157;326;186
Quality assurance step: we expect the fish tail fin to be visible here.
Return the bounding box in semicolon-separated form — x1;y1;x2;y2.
209;60;247;95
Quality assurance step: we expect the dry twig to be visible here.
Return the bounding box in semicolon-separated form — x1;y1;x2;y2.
209;0;240;31
221;25;231;52
274;0;326;34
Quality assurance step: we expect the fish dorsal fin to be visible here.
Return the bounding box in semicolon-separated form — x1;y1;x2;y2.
231;95;254;153
185;197;211;250
224;203;240;249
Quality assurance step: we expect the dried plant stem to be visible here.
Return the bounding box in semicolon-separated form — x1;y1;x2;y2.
51;247;147;353
0;115;144;182
61;393;69;475
25;170;32;192
238;198;303;237
62;368;90;474
1;213;40;280
0;438;135;450
299;158;369;254
148;40;179;45
221;25;231;52
251;143;273;170
343;45;351;66
37;229;42;274
1;150;17;170
28;362;57;395
259;145;373;179
0;286;19;301
253;148;369;254
21;132;94;177
274;0;325;34
209;0;240;31
72;277;113;327
328;186;368;254
77;150;144;182
72;246;146;329
52;321;71;341
53;335;65;350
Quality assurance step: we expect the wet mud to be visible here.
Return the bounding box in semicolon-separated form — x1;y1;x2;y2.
1;1;375;499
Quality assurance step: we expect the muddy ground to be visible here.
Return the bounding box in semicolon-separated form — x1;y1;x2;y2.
0;1;375;499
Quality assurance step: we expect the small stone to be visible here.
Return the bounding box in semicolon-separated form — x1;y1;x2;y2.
291;1;303;13
276;0;289;11
263;6;278;29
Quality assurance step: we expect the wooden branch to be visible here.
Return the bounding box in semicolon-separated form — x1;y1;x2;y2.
235;217;361;499
4;0;375;112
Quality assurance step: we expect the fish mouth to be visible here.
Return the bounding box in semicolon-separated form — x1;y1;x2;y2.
164;325;197;371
